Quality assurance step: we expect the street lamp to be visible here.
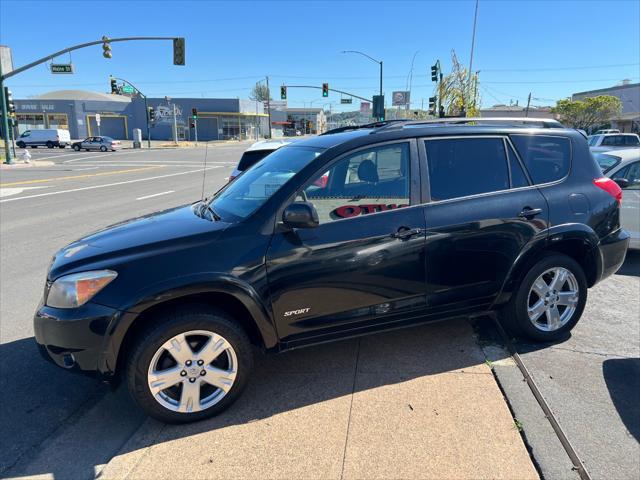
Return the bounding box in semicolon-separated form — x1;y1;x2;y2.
341;50;383;100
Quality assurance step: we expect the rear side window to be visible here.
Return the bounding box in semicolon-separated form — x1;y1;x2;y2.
511;135;571;184
425;138;509;201
601;135;625;146
625;135;640;146
506;143;530;188
238;150;274;171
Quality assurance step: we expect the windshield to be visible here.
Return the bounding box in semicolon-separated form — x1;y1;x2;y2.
593;152;622;173
210;146;323;222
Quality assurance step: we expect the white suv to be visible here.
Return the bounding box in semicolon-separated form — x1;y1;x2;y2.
228;139;292;182
588;133;640;151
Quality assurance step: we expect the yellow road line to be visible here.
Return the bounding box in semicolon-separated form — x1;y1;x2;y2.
0;166;165;187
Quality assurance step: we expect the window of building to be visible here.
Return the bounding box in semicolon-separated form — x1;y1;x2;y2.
16;114;45;134
510;135;571;184
424;138;510;201
47;114;68;129
303;143;410;223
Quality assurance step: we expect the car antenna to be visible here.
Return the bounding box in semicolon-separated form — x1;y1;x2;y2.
200;141;210;200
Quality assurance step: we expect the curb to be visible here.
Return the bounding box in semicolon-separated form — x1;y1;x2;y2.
0;161;55;169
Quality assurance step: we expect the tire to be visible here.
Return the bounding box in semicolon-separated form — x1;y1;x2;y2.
500;253;587;342
46;141;54;148
58;145;66;149
16;141;25;148
126;306;253;423
73;145;81;151
100;145;107;152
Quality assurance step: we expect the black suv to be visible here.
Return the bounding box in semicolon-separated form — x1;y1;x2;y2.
34;119;629;423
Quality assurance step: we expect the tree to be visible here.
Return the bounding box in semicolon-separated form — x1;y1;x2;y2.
552;95;621;131
437;50;481;117
249;83;271;102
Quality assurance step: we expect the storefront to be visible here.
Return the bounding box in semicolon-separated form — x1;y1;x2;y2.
11;90;268;141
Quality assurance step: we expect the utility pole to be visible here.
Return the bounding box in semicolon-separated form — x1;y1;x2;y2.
266;76;272;138
172;103;178;144
467;0;479;116
194;116;198;145
525;92;532;117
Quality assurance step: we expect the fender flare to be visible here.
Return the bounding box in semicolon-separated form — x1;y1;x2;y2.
493;224;601;307
99;273;277;375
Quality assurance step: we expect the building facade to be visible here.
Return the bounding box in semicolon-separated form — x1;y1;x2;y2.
12;90;268;141
572;82;640;133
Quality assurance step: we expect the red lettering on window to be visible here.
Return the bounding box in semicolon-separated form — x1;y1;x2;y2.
334;205;362;218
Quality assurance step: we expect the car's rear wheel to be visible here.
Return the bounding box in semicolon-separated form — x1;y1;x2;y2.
46;141;54;148
73;144;81;151
501;253;587;341
58;145;65;149
126;306;253;423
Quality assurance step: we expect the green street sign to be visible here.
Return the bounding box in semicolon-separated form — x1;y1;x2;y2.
121;85;135;94
341;98;353;104
50;64;74;74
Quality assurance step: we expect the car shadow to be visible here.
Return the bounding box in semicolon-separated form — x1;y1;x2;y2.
0;317;505;480
602;358;640;442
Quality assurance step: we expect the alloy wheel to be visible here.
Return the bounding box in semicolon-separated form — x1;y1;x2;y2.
147;330;238;413
527;267;579;332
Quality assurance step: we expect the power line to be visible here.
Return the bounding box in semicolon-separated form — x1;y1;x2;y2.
480;62;639;72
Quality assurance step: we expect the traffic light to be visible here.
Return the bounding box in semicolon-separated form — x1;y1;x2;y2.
280;85;287;100
190;122;195;128
102;36;112;59
192;107;198;119
4;87;15;115
173;37;185;65
431;64;438;82
322;83;329;97
439;105;445;118
428;96;437;111
148;107;156;122
110;78;118;94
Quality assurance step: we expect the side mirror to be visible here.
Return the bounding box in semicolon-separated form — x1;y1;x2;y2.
283;202;319;229
613;178;630;189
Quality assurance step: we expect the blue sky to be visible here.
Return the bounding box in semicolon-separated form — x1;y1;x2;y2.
1;0;638;112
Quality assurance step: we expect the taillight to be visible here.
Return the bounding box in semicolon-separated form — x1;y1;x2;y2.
593;177;622;204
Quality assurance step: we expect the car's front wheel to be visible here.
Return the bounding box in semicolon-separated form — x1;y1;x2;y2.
100;145;107;152
126;306;253;423
16;141;25;148
501;253;587;341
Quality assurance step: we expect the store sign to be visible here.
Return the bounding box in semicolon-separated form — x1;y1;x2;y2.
50;63;74;74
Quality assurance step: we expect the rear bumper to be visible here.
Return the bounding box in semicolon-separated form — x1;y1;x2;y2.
33;301;122;379
595;228;630;283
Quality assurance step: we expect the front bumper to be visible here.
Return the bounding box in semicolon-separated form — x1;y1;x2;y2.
596;228;630;282
34;301;122;378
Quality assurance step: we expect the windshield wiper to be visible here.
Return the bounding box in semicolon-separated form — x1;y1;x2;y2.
196;200;221;221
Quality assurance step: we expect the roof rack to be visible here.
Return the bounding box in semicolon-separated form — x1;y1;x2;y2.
320;119;408;136
376;117;564;131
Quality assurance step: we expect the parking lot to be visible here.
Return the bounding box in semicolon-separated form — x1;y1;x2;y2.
1;145;638;479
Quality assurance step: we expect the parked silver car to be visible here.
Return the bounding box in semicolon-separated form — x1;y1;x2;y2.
72;136;121;152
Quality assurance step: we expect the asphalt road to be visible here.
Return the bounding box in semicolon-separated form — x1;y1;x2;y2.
1;144;638;479
0;143;247;475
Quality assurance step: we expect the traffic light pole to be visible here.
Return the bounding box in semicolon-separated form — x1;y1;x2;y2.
112;76;151;148
0;65;13;164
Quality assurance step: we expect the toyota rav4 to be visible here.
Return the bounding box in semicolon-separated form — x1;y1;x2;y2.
35;118;629;423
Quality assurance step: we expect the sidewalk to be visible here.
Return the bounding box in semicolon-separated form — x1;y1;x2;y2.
100;319;538;480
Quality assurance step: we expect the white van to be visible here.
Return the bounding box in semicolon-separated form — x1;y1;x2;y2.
16;129;71;149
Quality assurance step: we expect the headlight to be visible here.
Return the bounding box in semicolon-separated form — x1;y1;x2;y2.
46;270;117;309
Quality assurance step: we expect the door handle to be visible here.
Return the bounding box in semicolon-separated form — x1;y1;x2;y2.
518;207;543;219
391;227;423;239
